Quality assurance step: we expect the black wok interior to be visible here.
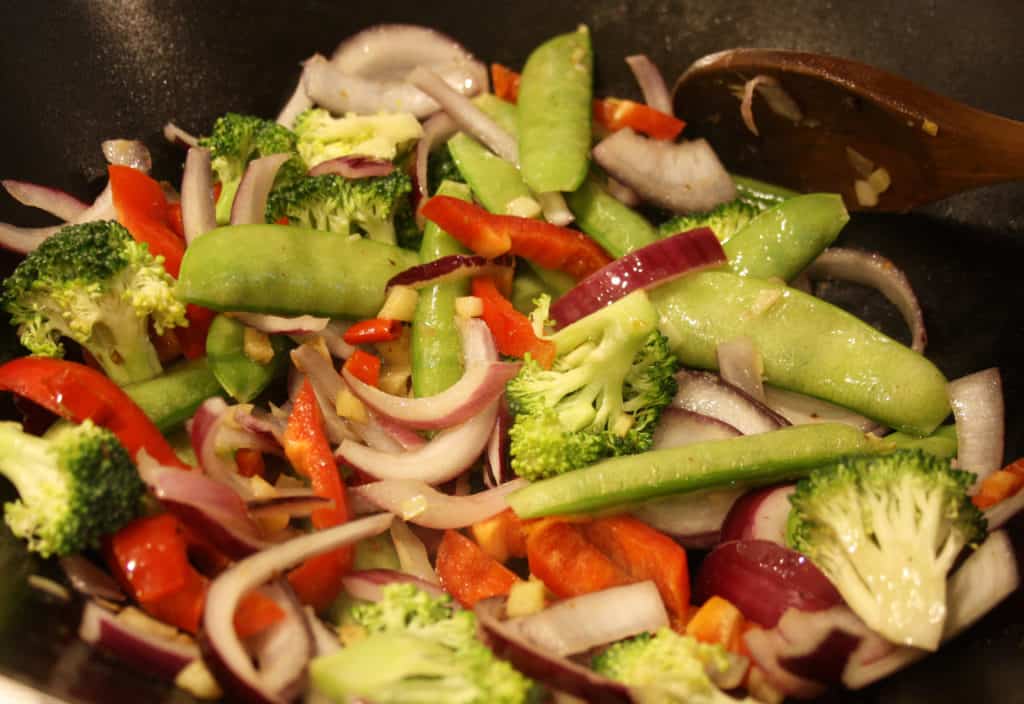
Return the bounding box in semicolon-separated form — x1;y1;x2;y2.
0;1;1022;702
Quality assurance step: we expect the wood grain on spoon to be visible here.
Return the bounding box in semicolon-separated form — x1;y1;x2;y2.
673;48;1024;212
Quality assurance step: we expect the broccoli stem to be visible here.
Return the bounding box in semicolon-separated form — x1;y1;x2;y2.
86;314;163;386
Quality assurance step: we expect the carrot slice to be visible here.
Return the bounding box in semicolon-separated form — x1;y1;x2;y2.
525;519;630;599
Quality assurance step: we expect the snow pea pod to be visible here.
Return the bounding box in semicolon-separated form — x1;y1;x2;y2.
176;225;419;318
509;423;880;518
886;424;957;459
650;270;950;435
733;174;799;211
206;314;289;403
123;358;224;433
448;133;532;216
411;180;471;397
565;174;657;257
518;26;593;193
724;193;849;281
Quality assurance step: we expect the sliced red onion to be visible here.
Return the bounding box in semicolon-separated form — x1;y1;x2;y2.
948;368;1004;486
414;112;458;208
292;320;357;360
353;478;527;529
354;413;405;454
1;180;88;221
371;411;427;451
604;176;641;207
247;492;332;520
305;607;341;657
229;312;329;336
717;336;765;402
163;121;200;148
695;540;843;628
625;54;672;115
228;404;288;449
537;191;575;227
550;228;726;326
408;65;519;163
843;530;1019;689
336;399;499;484
772;607;870;685
740;76;804;137
985;487;1024;530
592;128;736;214
720;484;796;546
505;581;668;657
79;601;198;681
390;518;440;584
289;345;360;445
631;486;745;548
763;385;880;433
102;139;152;172
308;155;395;179
652;408;741;451
475;597;637;704
231;153;291;226
743;627;828;699
137;451;270;559
190;397;258;499
251;582;314;702
341;568;447;602
60;555;125;602
200;513;392;704
673;370;790;435
387;253;516;291
276;73;314;128
0;183;115;254
803;247;927;353
486;399;513;487
181;147;217;243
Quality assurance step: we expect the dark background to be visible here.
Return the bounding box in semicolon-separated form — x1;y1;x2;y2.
0;1;1022;702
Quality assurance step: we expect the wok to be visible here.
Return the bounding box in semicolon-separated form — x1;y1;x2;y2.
0;1;1022;702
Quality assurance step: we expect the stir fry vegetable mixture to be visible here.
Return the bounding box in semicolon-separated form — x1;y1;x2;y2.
0;22;1020;704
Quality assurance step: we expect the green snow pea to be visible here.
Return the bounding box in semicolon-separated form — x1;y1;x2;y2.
565;174;658;258
650;270;950;435
725;193;849;281
448;133;532;216
509;423;881;518
206;314;289;403
733;174;799;211
123;358;224;433
176;225;419;318
411;180;472;397
474;94;519;135
886;424;958;459
518;26;593;193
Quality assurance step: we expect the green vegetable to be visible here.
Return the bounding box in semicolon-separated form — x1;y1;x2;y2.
506;290;679;481
474;93;519;135
657;200;759;244
650;270;950;435
199;113;304;224
787;449;986;650
448;132;536;216
593;627;754;704
511;265;555;315
508;422;881;518
2;221;186;386
566;174;658;257
266;171;414;246
293;108;422;167
732;174;799;211
412;181;471;397
724;193;849;281
205;315;288;403
518;26;593;193
312;583;533;704
123;357;224;433
176;224;419;319
426;144;465;195
887;424;958;459
0;420;144;557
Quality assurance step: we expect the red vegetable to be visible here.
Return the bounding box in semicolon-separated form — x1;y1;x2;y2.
491;63;521;102
342;318;403;345
472;276;556;368
107;165;185;277
343;349;382;388
436;529;519;607
525;519;630;599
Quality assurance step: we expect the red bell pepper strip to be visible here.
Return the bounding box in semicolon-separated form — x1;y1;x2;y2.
343;349;382;388
108;165;186;277
176;304;216;361
165;201;186;240
0;357;190;470
421;195;612;280
342;318;403;345
285;380;354;611
471;277;556;368
469;508;529;563
972;458;1024;509
582;515;691;619
436;530;519;607
235;448;266;479
525;519;630;599
489;64;685;141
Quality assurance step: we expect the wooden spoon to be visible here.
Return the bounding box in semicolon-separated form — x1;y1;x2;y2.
672;48;1024;212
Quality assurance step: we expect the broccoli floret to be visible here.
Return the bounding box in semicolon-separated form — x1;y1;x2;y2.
266;171;414;245
0;420;145;557
294;108;424;169
657;200;758;243
506;290;680;481
199;113;305;224
787;449;987;650
312;583;534;704
2;221;187;385
593;628;753;704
